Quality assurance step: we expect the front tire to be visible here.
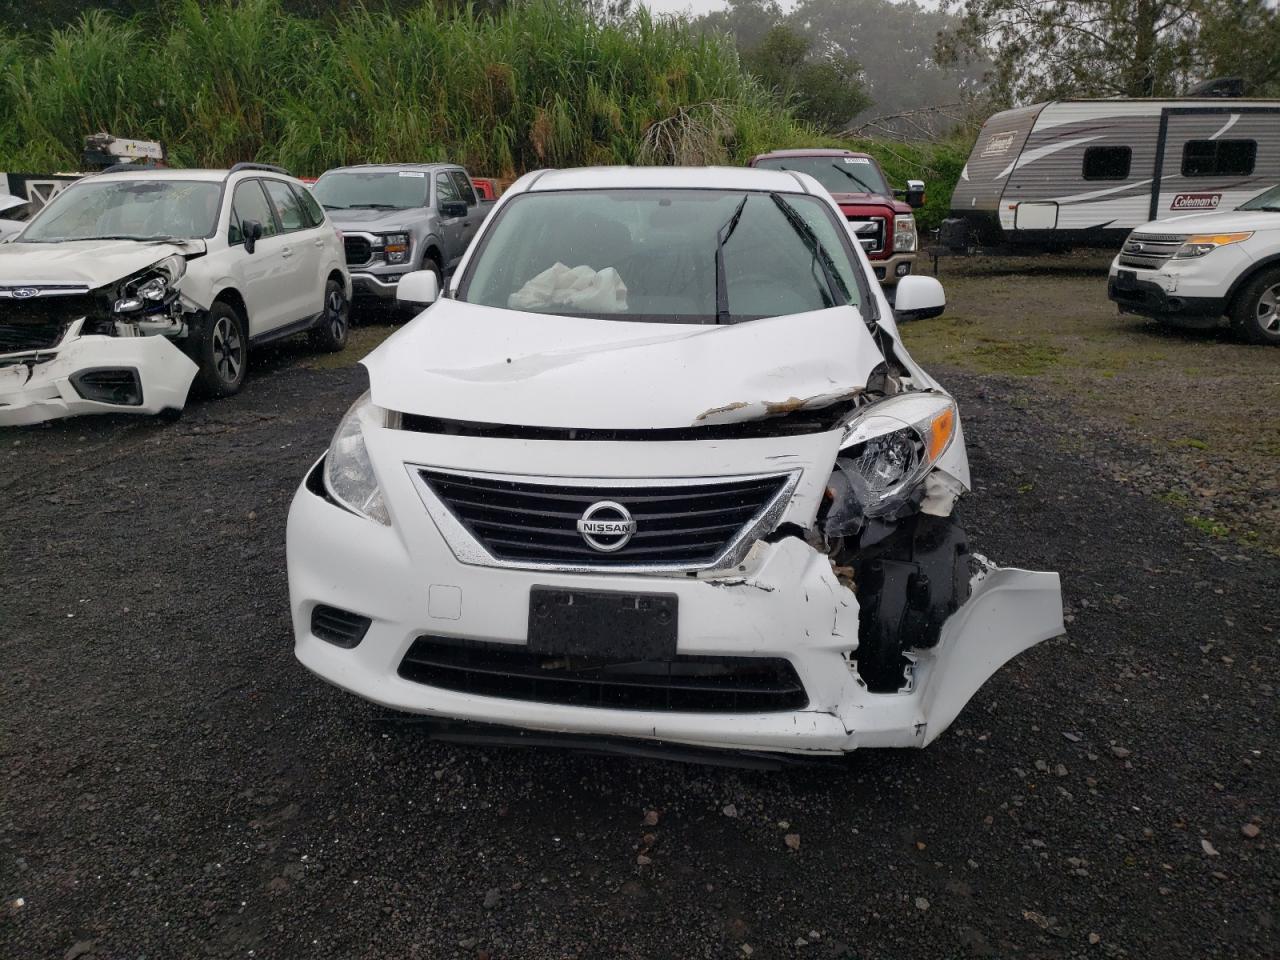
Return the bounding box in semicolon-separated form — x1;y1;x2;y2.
195;301;247;398
310;278;350;352
1230;267;1280;345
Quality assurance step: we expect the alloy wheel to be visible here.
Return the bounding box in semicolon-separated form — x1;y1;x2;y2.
212;315;243;384
1256;284;1280;333
327;287;348;341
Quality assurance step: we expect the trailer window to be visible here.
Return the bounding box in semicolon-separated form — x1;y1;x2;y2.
1082;146;1131;181
1182;140;1256;177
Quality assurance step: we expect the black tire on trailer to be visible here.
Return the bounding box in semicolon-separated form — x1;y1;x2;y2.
1230;266;1280;345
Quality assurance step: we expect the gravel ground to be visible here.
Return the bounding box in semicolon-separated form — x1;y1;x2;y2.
1;319;1277;959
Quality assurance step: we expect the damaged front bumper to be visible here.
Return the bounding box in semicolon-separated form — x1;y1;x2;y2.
0;326;198;427
287;426;1063;756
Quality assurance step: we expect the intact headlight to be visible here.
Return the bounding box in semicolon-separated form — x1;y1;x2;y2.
1173;232;1253;259
893;215;917;253
379;232;411;265
323;392;391;525
113;254;187;313
833;393;957;518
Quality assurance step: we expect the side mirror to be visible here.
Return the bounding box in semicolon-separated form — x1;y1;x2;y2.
904;179;926;210
243;219;264;254
397;269;440;309
439;199;468;218
893;275;945;322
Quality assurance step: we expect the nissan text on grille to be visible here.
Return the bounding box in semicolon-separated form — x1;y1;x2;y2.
286;166;1064;757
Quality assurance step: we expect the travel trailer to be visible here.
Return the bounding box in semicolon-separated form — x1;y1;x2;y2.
942;99;1280;250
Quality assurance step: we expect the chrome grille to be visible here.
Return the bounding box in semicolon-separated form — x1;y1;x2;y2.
846;217;885;254
414;470;794;571
1117;232;1185;270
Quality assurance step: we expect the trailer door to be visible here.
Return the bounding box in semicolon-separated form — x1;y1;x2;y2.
1151;107;1280;220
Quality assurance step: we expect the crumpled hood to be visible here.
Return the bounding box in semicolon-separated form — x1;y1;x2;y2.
0;238;204;288
1135;211;1278;234
363;299;886;430
328;208;412;231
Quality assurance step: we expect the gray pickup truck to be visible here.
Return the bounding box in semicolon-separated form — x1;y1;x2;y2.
311;163;493;307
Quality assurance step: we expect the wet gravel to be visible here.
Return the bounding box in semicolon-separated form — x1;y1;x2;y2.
1;352;1276;960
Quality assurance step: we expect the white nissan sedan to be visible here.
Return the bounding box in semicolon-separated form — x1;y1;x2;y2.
286;166;1063;759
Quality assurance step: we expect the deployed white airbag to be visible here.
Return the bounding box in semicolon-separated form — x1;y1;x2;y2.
508;262;628;313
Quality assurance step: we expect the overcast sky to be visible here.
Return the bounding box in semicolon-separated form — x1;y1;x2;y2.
639;0;728;13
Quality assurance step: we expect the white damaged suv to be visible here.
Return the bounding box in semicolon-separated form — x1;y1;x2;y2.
0;164;350;426
286;166;1063;759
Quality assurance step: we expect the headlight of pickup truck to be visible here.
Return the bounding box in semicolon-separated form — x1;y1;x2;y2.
324;392;391;525
893;215;917;253
1174;232;1253;259
379;232;411;265
825;393;957;530
113;254;186;313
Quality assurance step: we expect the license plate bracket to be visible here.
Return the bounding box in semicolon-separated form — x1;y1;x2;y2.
528;586;677;660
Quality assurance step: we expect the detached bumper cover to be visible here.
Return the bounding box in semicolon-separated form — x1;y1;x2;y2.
0;334;197;426
288;464;1063;755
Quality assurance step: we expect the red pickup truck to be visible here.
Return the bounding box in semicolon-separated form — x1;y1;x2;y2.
749;148;924;286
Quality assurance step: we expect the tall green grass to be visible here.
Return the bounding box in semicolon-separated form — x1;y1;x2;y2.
0;0;968;227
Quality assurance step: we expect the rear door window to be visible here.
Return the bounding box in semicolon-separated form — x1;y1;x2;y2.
263;179;308;232
229;179;279;245
450;171;477;206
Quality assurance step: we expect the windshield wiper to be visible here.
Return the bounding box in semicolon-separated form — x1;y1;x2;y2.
321;203;347;210
828;163;878;193
346;203;398;210
714;194;750;324
770;193;850;309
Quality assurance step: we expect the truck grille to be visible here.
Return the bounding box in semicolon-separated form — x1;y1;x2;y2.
0;295;91;353
846;217;885;254
398;636;809;713
343;235;373;266
416;470;791;570
1117;232;1185;270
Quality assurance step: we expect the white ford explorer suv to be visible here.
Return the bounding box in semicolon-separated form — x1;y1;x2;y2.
1108;183;1280;345
286;166;1063;760
0;164;351;426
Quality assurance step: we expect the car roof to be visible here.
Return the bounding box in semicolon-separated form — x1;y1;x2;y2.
524;166;813;194
322;163;461;174
89;167;300;184
754;148;872;160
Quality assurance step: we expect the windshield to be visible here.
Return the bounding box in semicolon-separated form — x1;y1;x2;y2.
312;171;429;210
754;156;890;197
20;179;221;242
1238;184;1280;211
461;188;863;324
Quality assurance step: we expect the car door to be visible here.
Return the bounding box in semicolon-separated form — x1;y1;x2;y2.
450;170;483;253
435;171;467;271
228;178;290;336
261;178;320;324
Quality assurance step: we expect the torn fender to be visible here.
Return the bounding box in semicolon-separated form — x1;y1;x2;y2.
0;334;197;426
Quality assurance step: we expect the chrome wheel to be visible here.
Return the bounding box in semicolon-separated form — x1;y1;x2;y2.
211;315;243;384
1255;284;1280;333
326;286;348;341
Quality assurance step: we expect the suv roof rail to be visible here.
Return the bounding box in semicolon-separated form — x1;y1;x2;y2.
98;162;165;174
228;162;291;177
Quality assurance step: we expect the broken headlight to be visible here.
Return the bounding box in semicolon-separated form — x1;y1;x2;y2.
824;394;957;533
324;391;391;525
113;254;186;314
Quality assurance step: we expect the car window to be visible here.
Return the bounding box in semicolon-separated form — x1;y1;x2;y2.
263;179;307;232
312;170;429;211
437;173;462;209
294;184;325;227
229;180;279;245
461;188;862;324
451;171;477;206
20;179;222;242
753;156;891;196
